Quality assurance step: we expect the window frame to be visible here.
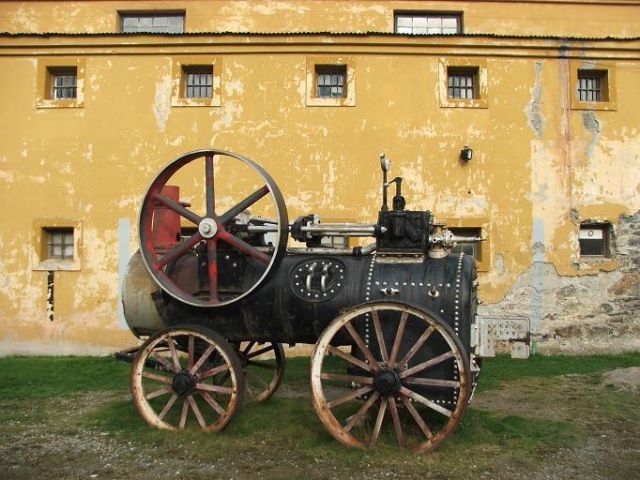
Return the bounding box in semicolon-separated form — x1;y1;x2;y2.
171;57;222;107
439;58;488;109
579;223;611;258
315;64;347;99
306;56;356;107
33;220;82;271
447;67;478;100
36;58;85;109
394;11;462;35
183;65;214;99
570;61;616;111
119;10;185;34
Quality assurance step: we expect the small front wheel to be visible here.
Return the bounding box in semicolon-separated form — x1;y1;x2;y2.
131;325;245;431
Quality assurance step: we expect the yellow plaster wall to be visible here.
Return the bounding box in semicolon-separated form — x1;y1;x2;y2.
0;3;639;354
1;0;640;37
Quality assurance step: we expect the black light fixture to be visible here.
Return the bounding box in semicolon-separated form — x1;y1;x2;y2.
460;146;473;162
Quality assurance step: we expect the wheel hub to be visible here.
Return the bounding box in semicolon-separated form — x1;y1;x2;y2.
373;369;402;396
199;217;218;238
171;370;197;396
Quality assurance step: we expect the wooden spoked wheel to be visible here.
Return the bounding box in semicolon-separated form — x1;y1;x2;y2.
234;341;285;403
138;149;288;307
310;301;471;452
131;326;245;432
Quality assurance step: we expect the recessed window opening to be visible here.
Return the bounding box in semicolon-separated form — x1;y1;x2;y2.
49;67;77;99
121;13;184;33
579;223;610;257
183;66;213;98
316;65;346;98
448;68;477;99
395;13;461;35
578;70;608;102
45;228;74;260
450;227;482;260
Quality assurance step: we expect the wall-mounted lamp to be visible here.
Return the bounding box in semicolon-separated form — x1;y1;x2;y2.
460;146;473;162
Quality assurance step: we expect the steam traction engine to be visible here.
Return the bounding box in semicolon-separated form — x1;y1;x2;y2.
121;149;529;452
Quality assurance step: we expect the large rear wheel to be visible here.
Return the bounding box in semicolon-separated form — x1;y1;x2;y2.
309;301;471;452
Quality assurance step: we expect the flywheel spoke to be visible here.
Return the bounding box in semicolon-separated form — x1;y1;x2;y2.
217;230;271;265
156;232;204;269
152;192;202;225
220;185;270;224
205;155;216;217
207;239;219;303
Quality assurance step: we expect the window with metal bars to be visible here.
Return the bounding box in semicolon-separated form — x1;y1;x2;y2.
120;13;184;33
49;68;77;99
46;228;74;260
395;13;461;35
447;68;477;99
577;70;607;102
183;66;213;98
316;65;346;98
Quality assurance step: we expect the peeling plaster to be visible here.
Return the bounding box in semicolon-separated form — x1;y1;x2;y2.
526;61;544;138
153;75;172;132
582;111;601;159
225;79;244;96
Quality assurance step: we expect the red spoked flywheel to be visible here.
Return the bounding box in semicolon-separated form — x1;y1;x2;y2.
138;149;288;307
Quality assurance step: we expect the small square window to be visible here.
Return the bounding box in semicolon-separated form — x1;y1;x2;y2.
49;67;77;99
45;228;74;260
120;12;184;33
316;65;346;98
450;227;483;261
395;12;461;35
448;67;477;99
183;66;213;98
577;70;608;102
579;224;610;257
439;59;487;109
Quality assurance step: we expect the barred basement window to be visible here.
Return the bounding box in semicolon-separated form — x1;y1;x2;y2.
316;65;346;98
49;67;77;99
448;68;477;99
45;228;74;260
577;70;609;102
579;224;610;257
395;13;461;35
120;12;184;33
183;66;213;98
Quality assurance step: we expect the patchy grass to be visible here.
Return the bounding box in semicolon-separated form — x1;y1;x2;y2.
0;356;130;400
0;353;638;479
476;352;640;392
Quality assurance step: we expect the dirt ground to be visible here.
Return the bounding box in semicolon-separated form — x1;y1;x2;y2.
1;365;639;480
